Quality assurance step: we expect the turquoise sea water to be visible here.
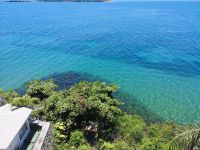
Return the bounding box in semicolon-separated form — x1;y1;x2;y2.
1;2;200;124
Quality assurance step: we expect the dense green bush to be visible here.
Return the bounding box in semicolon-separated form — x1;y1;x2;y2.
69;130;85;148
113;140;134;150
36;81;122;142
26;80;57;100
139;138;163;150
77;144;93;150
148;123;175;140
0;88;19;103
11;95;40;107
118;114;146;144
100;142;115;150
54;143;70;150
100;140;134;150
53;122;68;143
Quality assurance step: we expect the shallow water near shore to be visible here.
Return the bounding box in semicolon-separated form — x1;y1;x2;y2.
1;1;200;124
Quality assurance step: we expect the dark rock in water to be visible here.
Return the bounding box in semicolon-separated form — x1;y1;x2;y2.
0;96;7;106
43;71;103;90
16;71;104;94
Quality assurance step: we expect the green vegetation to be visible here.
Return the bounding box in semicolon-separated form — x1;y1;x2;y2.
26;79;57;100
118;114;145;144
0;88;19;102
11;95;40;107
0;80;199;150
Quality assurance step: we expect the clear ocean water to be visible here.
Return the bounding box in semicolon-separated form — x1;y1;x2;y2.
1;1;200;124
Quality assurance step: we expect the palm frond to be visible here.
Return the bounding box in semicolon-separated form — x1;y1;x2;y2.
169;128;200;150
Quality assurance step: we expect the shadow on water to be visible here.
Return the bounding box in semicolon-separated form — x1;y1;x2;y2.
16;71;164;123
15;40;200;77
54;42;200;77
125;55;200;78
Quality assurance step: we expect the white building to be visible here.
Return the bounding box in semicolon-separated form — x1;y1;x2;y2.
0;104;32;150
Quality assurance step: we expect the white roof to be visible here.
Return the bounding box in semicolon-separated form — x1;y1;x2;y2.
0;104;32;149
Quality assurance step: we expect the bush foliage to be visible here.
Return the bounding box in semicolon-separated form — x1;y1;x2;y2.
26;79;57;100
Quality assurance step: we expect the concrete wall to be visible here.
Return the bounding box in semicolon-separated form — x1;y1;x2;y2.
33;122;52;150
19;120;30;148
7;120;30;150
7;135;19;150
41;123;53;150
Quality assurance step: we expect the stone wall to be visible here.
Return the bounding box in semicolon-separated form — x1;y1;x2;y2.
41;124;53;150
33;122;53;150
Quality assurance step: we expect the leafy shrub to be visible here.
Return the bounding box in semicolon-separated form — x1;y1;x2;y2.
11;95;40;107
113;140;134;150
54;143;70;150
78;144;93;150
118;114;146;144
26;80;57;100
148;123;175;142
53;122;68;143
38;81;122;141
161;123;176;142
100;140;133;150
139;138;163;150
69;130;85;148
0;88;19;103
100;142;115;150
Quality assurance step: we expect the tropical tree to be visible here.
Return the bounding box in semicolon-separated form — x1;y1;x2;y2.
36;81;122;143
169;127;200;150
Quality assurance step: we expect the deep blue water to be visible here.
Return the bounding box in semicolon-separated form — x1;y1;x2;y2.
1;1;200;124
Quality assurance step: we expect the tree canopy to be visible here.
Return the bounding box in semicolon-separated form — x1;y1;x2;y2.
37;81;122;143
